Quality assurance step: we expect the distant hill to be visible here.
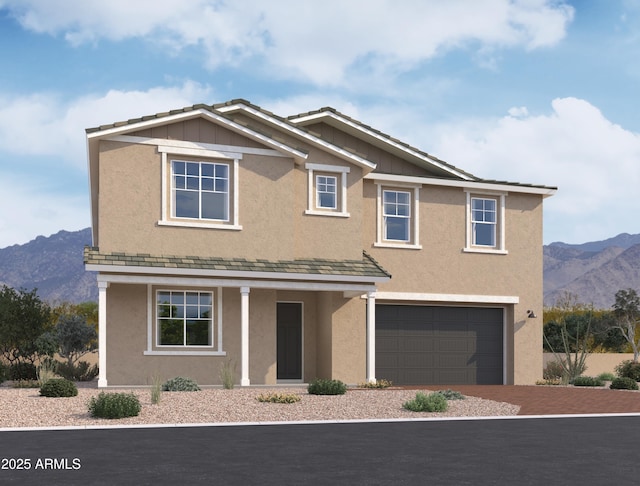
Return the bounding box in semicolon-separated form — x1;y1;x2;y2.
1;227;640;309
0;228;96;304
544;233;640;309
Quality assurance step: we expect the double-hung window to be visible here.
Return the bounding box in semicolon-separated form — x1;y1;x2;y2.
157;291;213;347
374;183;421;249
173;160;229;221
465;191;507;254
383;190;411;242
471;197;496;247
316;175;337;209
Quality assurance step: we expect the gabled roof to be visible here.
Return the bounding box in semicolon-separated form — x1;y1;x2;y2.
288;106;478;181
84;247;391;283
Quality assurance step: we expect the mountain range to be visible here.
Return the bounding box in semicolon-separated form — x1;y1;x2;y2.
1;227;639;309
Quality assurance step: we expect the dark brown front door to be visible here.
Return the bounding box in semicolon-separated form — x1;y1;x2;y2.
277;303;302;380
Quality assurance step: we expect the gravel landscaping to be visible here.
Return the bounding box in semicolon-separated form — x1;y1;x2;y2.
0;383;520;429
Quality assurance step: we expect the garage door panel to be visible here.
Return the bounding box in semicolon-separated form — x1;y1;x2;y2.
376;304;503;385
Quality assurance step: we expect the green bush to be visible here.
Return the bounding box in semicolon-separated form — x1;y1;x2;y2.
162;376;201;391
572;376;604;387
610;377;639;390
615;360;640;382
88;392;141;419
403;392;448;412
39;378;78;397
256;392;301;404
9;362;37;381
434;389;465;400
307;378;347;395
596;372;616;382
56;361;99;381
0;362;7;384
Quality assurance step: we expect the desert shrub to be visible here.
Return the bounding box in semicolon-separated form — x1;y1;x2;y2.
572;376;604;387
256;392;301;404
307;378;347;395
434;389;465;400
37;359;59;386
359;379;392;389
403;392;448;413
56;361;98;381
9;362;37;381
596;372;616;382
39;378;78;397
162;376;201;392
150;375;162;405
219;359;236;389
543;361;565;381
88;392;141;418
615;360;640;382
610;377;639;390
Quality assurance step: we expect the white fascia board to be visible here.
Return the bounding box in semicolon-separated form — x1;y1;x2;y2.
86;108;308;162
95;273;380;293
374;291;519;305
365;172;557;197
290;111;473;181
217;103;376;172
87;263;390;285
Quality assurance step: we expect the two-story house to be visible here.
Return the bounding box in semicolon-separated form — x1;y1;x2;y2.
84;99;556;387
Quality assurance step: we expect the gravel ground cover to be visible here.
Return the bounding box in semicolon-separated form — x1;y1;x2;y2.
0;384;520;429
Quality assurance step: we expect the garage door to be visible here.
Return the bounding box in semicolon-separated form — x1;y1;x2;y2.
376;305;504;385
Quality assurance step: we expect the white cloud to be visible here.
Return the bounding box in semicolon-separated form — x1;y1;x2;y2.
426;97;640;243
0;171;89;249
1;0;575;84
0;81;213;168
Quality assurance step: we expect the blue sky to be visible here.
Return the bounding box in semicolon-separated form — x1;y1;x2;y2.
1;0;639;248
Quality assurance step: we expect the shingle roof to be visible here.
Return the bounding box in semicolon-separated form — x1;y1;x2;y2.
84;247;391;280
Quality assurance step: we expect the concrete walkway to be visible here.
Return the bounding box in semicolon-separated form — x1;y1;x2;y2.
418;385;640;415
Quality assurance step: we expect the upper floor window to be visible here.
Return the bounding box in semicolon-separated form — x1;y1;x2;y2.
158;147;241;231
374;183;422;249
471;197;496;247
383;190;411;241
305;163;350;217
316;175;337;209
173;160;229;221
464;191;507;254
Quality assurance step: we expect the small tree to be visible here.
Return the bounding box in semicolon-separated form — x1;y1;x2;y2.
51;314;98;366
611;288;640;362
543;293;592;383
0;286;52;365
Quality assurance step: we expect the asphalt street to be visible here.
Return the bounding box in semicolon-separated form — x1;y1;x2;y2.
1;416;638;485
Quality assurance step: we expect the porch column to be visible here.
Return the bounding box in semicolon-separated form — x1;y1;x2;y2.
366;291;376;383
97;281;109;388
240;286;250;386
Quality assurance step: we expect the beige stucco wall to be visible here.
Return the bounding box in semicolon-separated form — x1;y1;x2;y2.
543;353;634;377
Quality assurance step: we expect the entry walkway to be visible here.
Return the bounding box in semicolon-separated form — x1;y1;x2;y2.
417;385;640;415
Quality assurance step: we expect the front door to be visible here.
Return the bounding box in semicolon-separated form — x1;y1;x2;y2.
277;302;302;380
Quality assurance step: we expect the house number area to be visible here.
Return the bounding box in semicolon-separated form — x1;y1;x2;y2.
1;457;82;470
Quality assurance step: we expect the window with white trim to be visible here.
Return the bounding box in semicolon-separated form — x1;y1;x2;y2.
172;160;229;221
305;163;350;217
157;290;213;347
471;197;496;247
316;175;337;209
464;191;507;254
383;190;411;241
374;183;422;249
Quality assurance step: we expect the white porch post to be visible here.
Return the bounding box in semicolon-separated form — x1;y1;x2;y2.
240;286;250;386
366;291;376;383
97;281;109;388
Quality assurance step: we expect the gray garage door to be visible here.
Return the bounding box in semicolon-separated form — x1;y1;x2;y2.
376;305;504;385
